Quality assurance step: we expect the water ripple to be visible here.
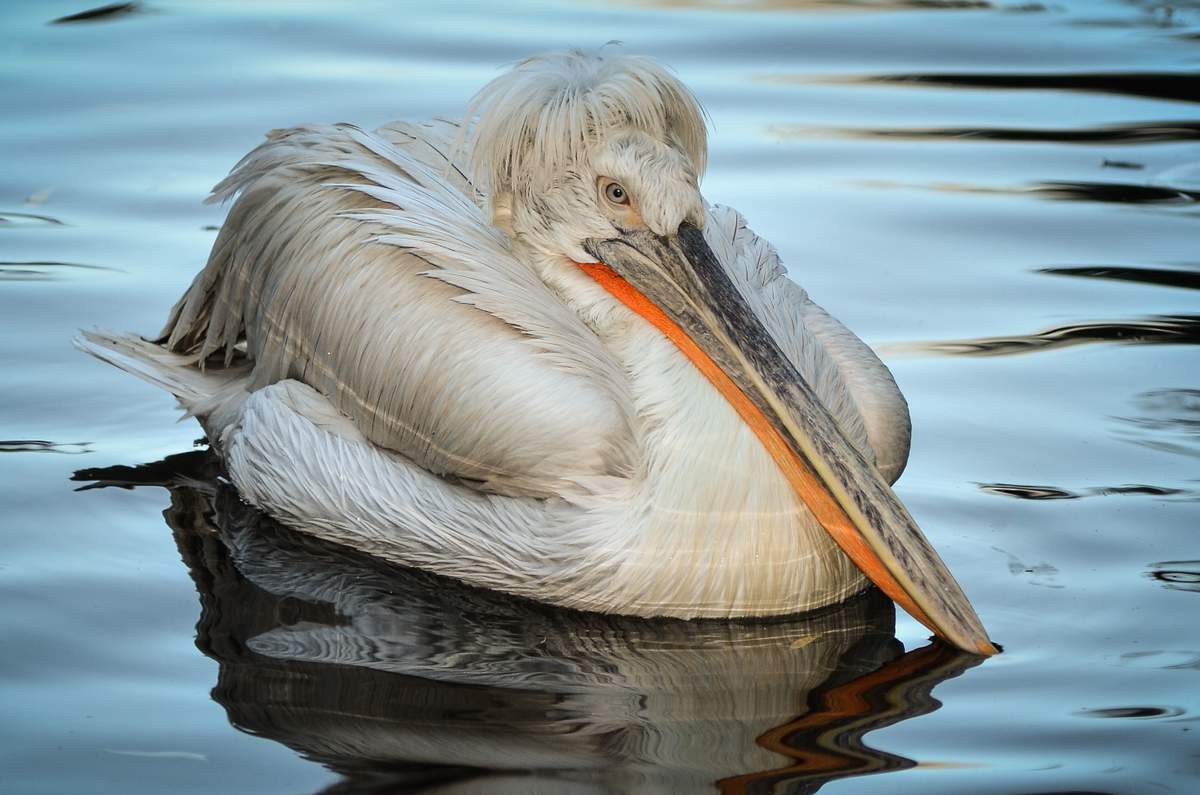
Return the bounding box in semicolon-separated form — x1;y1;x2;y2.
1038;265;1200;292
859;178;1200;204
49;2;143;25
0;261;120;282
1147;561;1200;593
0;212;65;228
65;459;985;794
1113;389;1200;458
0;440;92;454
772;120;1200;145
639;0;1032;12
843;72;1200;104
979;482;1194;500
1075;706;1186;719
1120;650;1200;671
887;315;1200;357
1036;181;1200;203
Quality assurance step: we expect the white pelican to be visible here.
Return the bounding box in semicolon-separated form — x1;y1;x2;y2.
78;50;995;655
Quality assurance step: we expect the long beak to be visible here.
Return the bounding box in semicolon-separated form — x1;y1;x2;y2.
582;224;997;656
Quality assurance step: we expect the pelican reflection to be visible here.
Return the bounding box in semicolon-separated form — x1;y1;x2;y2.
77;451;983;794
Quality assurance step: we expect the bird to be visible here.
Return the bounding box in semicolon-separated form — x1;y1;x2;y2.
78;50;995;655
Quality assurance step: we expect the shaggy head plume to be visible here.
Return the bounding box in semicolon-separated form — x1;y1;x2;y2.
464;50;708;200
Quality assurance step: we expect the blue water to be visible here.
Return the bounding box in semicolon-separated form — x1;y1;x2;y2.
2;1;1198;793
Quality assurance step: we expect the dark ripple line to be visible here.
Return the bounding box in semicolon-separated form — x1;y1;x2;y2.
859;72;1200;105
1148;561;1200;593
650;0;1019;11
0;440;93;454
979;482;1194;501
50;2;142;25
903;315;1200;357
0;211;65;227
1075;705;1186;719
803;120;1200;145
0;261;121;282
1038;265;1200;291
1036;181;1200;204
858;178;1200;205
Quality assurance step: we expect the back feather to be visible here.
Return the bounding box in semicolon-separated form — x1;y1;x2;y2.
74;330;251;434
156;120;635;500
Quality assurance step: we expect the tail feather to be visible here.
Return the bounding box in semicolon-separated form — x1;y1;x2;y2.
75;330;251;422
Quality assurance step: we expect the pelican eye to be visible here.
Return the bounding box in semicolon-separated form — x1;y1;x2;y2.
602;180;630;206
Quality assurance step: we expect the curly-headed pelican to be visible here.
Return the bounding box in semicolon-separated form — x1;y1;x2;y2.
79;51;995;655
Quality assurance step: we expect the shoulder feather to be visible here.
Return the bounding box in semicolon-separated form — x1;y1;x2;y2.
163;122;634;499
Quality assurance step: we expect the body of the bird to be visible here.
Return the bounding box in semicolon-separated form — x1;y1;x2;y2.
80;51;994;653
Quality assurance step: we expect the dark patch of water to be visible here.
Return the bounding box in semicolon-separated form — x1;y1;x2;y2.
50;2;144;25
856;72;1200;104
896;315;1200;357
1037;265;1200;292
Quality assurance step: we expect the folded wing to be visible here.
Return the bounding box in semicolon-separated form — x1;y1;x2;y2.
161;121;636;500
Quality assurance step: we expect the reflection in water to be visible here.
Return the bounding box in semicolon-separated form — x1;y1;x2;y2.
1;439;92;454
1147;560;1200;593
74;448;222;489
0;211;65;227
636;0;1008;13
1074;0;1200;30
1074;706;1186;719
885;315;1200;357
1102;159;1145;170
1113;388;1200;458
979;482;1193;500
49;2;143;25
842;72;1200;104
977;391;1200;510
771;120;1200;145
859;178;1200;204
1038;265;1200;292
1034;181;1200;204
715;641;980;793
1121;650;1200;671
0;261;118;281
991;546;1062;589
77;452;983;795
980;483;1079;500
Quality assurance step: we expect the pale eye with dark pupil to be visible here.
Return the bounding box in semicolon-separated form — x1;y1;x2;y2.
604;182;629;205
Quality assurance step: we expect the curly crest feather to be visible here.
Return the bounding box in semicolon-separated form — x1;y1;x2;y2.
464;50;708;201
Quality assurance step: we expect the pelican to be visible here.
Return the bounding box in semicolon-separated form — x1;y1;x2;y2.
78;50;995;655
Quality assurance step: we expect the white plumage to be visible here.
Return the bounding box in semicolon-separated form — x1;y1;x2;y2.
79;50;916;621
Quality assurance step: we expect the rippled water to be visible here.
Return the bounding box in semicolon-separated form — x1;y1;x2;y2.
3;1;1198;793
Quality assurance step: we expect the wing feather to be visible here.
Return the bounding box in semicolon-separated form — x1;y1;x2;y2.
162;122;634;499
704;204;911;483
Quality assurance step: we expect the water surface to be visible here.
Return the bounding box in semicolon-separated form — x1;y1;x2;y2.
2;1;1198;793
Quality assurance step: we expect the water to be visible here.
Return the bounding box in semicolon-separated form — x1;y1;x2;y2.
2;0;1198;792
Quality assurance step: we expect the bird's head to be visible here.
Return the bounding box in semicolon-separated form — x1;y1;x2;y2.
464;50;995;656
465;49;706;262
